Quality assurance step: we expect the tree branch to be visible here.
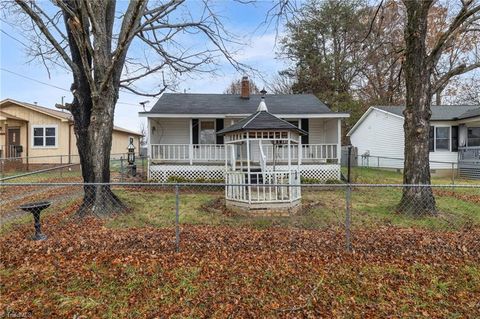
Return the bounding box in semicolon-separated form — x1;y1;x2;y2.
14;0;74;70
428;2;480;68
433;62;480;93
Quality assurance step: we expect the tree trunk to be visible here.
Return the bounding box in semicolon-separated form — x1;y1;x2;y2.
72;90;126;217
398;1;436;215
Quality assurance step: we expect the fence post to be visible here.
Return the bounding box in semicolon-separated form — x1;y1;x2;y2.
175;185;180;252
451;162;455;187
60;155;63;178
347;145;352;184
345;185;352;252
120;157;124;182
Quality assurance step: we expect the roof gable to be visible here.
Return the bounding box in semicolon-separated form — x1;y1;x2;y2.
218;111;307;135
347;105;480;137
375;105;480;121
1;98;71;121
0;98;143;136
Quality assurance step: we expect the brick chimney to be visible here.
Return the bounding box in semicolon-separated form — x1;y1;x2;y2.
240;76;250;99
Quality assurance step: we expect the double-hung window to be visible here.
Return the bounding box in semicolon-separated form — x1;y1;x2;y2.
435;127;450;151
33;125;57;147
468;127;480;147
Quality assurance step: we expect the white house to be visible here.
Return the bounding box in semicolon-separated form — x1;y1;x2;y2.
139;77;350;183
347;105;480;178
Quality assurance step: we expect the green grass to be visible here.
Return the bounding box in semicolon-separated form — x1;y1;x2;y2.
105;182;479;231
343;166;480;185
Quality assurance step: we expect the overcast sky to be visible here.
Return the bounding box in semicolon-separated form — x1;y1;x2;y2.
0;1;288;132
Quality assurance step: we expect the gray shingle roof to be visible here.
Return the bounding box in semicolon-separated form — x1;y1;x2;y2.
459;107;480;119
375;105;480;121
142;93;345;115
217;111;307;135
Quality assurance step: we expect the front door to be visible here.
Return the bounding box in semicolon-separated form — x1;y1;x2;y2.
7;128;21;157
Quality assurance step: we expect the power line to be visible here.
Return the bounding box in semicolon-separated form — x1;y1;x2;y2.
1;19;158;99
1;67;70;92
1;67;139;106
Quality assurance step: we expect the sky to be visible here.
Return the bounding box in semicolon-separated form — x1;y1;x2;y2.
0;1;290;133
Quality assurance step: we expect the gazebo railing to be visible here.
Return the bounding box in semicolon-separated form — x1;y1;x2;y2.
226;170;301;203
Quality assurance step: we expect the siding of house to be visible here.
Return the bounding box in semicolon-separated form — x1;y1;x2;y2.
1;101;141;163
149;117;339;145
349;108;459;169
1;102;69;162
149;118;190;144
349;109;405;168
309;118;338;144
70;128;141;159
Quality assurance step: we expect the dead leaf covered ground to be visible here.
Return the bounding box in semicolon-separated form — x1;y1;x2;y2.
1;205;479;318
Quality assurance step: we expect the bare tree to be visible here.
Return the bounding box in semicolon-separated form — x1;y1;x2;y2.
267;71;294;94
399;0;480;214
224;78;261;94
139;121;148;147
5;0;246;216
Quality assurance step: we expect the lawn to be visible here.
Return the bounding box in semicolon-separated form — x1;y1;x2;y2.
1;207;479;318
1;169;479;318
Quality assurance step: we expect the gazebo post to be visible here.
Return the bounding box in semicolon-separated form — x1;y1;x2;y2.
287;132;292;201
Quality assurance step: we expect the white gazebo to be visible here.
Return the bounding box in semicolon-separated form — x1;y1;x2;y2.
217;95;307;213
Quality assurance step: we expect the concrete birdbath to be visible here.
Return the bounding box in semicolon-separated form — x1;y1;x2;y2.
19;201;51;241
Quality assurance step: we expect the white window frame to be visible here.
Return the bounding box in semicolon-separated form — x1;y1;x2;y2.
434;125;451;152
31;124;58;148
199;119;216;145
467;127;480;147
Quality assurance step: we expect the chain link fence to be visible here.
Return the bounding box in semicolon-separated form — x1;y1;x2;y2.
1;182;478;254
0;153;148;183
341;153;466;184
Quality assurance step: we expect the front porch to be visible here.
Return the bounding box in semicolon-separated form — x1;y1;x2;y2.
458;146;480;179
147;143;341;183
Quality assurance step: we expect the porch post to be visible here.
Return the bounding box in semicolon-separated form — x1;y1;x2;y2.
337;118;342;164
189;119;193;165
147;118;151;159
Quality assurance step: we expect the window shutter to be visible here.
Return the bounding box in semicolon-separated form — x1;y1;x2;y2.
301;119;309;144
216;119;224;144
429;126;434;152
451;126;459;152
192;119;199;144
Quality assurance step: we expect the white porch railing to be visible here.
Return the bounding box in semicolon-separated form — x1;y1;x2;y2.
150;143;338;163
150;144;226;163
458;146;480;163
226;170;301;203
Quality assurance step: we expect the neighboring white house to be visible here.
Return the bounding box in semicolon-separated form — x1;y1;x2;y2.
347;105;480;178
139;78;350;182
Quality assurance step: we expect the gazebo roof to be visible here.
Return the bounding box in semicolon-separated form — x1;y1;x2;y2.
217;110;307;135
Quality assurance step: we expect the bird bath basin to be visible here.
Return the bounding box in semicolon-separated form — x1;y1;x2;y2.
19;201;51;240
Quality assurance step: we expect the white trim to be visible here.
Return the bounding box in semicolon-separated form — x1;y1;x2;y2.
460;116;480;124
140;113;350;119
31;124;58;148
433;125;452;152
